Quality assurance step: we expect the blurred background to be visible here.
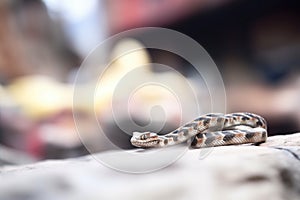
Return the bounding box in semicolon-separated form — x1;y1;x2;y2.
0;0;299;165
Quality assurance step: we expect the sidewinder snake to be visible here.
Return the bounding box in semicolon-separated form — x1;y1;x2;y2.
131;112;267;148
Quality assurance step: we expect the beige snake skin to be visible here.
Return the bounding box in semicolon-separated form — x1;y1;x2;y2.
131;112;267;148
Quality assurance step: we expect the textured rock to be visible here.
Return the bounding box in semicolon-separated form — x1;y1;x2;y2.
261;132;300;147
0;133;300;200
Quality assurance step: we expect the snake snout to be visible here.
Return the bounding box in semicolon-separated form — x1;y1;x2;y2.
131;131;160;148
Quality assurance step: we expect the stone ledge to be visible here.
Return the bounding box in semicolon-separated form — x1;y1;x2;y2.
0;133;300;200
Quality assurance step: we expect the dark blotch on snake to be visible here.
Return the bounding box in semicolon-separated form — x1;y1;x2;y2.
196;133;203;138
182;128;189;136
174;136;178;141
191;138;198;146
246;113;259;119
204;134;215;145
223;132;235;141
256;120;263;127
164;139;168;145
165;135;178;141
242;116;250;121
203;119;210;126
224;118;228;124
246;132;255;139
173;129;179;134
262;131;267;138
185;122;197;129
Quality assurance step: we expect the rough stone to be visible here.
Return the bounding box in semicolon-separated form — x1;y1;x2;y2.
0;133;300;200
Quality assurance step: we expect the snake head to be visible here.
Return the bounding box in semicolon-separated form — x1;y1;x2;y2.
131;132;160;148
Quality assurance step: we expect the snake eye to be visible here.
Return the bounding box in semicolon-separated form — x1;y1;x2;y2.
140;134;147;140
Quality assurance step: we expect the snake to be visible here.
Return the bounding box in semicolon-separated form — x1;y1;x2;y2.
130;112;267;148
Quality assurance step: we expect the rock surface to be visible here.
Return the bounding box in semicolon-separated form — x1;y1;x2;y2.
0;133;300;200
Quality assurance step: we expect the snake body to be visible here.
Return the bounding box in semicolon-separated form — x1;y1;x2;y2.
131;112;267;148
